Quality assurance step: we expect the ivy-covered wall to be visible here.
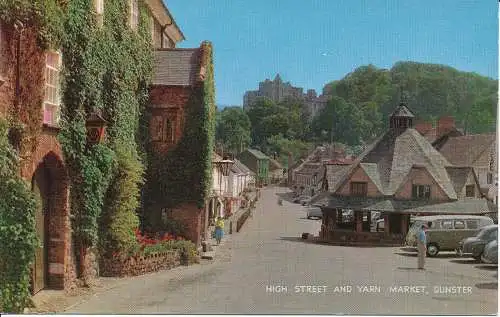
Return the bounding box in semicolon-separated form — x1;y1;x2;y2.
143;42;216;234
57;0;154;271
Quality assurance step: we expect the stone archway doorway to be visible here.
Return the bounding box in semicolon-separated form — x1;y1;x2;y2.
29;152;69;295
31;162;50;294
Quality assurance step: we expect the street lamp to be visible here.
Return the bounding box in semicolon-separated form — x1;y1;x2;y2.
86;110;107;145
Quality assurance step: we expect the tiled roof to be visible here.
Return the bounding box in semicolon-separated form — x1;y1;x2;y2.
445;166;472;195
295;162;322;176
437;133;495;167
234;159;254;175
152;49;201;86
246;149;269;160
390;104;415;118
332;128;458;199
322;196;494;214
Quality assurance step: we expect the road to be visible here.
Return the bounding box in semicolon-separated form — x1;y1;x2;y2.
66;186;498;314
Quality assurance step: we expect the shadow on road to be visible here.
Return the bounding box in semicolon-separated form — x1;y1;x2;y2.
475;282;498;290
474;265;498;271
396;267;422;271
449;259;481;264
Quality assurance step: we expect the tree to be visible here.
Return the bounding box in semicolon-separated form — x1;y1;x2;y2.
216;106;252;155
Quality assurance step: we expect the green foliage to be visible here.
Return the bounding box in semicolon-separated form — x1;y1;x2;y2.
57;0;153;254
0;119;38;313
99;146;143;257
143;43;216;220
265;134;315;166
319;61;497;144
216;106;252;155
247;97;311;149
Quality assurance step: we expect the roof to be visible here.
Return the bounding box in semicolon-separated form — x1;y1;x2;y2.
233;159;255;175
413;215;495;221
390;104;415;118
437;133;495;167
152;49;201;86
295;162;323;176
319;196;494;215
144;0;185;42
335;128;456;198
245;149;269;160
445;166;473;195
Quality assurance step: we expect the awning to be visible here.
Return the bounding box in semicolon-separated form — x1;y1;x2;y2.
320;195;495;215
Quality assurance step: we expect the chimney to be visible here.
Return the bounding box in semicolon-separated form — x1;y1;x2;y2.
414;121;433;135
437;116;456;137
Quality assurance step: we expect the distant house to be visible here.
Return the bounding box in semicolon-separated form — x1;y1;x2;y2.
313;103;495;245
269;158;284;184
238;149;270;186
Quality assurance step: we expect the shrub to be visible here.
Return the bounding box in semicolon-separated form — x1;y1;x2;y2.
99;145;143;258
0;119;38;313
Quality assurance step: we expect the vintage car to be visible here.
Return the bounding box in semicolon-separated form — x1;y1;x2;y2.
456;224;498;260
481;239;498;264
405;215;494;257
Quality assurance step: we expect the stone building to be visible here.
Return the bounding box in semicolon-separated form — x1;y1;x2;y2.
0;0;183;294
243;74;327;118
312;103;495;245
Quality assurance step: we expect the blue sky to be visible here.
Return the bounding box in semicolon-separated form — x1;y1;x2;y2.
165;0;498;106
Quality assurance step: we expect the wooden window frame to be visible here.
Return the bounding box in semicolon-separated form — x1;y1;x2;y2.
350;182;368;197
43;51;62;126
412;184;431;200
465;185;475;197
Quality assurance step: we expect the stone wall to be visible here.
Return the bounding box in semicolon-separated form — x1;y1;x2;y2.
100;250;182;277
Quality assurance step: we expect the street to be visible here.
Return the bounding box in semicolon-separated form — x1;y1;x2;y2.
66;187;497;315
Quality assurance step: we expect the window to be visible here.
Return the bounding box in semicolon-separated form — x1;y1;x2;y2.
487;173;493;185
465;185;475;197
412;185;431;200
466;220;479;229
150;116;175;143
95;0;104;27
130;0;139;30
440;220;453;229
454;220;465;230
350;182;367;196
164;118;175;143
44;51;62;126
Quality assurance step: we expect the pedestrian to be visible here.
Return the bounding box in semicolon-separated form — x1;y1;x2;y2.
417;224;427;269
215;217;224;245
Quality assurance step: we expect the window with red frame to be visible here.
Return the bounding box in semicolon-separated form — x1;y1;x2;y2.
44;51;61;126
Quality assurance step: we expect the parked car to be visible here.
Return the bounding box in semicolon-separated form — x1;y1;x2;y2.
456;224;498;260
293;195;309;204
405;215;494;257
306;207;323;219
481;239;498;264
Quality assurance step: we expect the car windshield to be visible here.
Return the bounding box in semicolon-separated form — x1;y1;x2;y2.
477;227;494;239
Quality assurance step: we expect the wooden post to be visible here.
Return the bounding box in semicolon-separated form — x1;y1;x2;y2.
401;214;408;235
355;211;363;233
384;214;390;234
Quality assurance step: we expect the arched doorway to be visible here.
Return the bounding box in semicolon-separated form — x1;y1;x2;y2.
31;162;50;294
29;152;69;294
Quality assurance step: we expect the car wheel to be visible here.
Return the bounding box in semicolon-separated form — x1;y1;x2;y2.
427;243;439;257
473;253;482;261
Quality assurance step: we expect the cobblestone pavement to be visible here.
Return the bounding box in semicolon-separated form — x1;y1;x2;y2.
66;186;498;315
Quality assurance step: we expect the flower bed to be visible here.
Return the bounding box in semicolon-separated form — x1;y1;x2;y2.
100;229;199;277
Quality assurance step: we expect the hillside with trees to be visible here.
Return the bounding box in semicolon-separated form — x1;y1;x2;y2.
216;61;497;164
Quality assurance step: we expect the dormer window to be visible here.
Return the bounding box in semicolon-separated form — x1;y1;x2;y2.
43;51;62;126
465;185;475;197
130;0;139;30
95;0;104;27
412;184;430;200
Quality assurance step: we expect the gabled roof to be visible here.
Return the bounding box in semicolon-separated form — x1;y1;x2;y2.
245;149;269;160
437;133;495;167
390;104;415;118
332;128;458;199
445;166;473;195
233;159;255;175
153;49;201;86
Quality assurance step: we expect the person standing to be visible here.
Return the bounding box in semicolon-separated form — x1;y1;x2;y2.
417;224;427;269
215;217;224;245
